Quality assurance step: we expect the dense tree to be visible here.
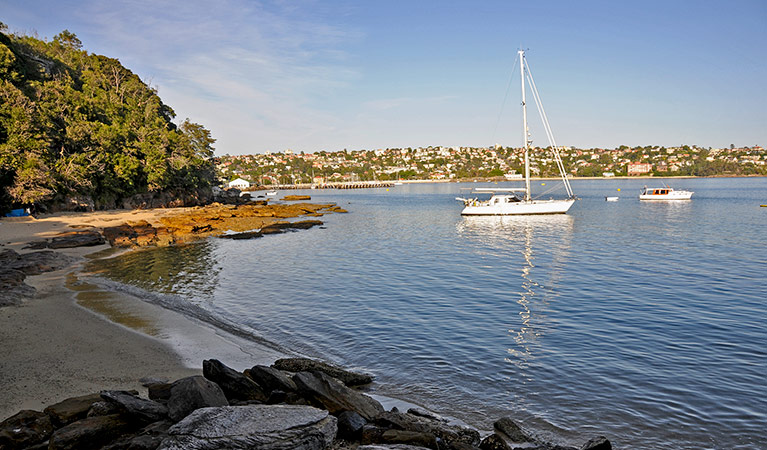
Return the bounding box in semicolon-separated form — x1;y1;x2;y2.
0;29;215;212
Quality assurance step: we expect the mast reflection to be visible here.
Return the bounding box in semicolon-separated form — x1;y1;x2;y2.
455;215;574;372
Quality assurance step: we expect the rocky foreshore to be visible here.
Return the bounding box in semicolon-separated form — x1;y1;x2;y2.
0;357;612;450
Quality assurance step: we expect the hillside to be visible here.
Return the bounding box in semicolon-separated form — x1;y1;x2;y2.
0;26;215;213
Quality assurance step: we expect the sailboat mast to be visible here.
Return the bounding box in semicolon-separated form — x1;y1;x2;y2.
519;50;531;201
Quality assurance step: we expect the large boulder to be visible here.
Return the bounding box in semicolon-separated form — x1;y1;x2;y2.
167;376;229;422
374;410;480;449
580;436;611;450
202;359;267;403
100;390;168;423
293;371;384;421
48;414;133;450
337;410;367;440
157;405;337;450
493;417;532;443
274;357;373;386
479;433;512;450
25;230;105;249
248;365;298;394
0;410;54;449
44;393;103;427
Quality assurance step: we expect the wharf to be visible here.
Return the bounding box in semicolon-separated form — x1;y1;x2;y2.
249;181;395;191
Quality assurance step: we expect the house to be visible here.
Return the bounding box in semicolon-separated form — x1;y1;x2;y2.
627;162;652;175
228;178;250;189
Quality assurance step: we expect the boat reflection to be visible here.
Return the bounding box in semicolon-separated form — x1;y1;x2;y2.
455;215;574;372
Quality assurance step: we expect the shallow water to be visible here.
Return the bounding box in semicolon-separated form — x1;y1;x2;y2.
90;177;767;449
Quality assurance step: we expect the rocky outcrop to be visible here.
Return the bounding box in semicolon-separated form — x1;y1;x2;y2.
0;357;613;450
157;405;337;450
283;195;312;201
24;230;106;249
0;249;75;306
273;357;373;386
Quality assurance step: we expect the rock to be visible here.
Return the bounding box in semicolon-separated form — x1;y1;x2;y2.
0;410;54;449
86;401;120;418
148;382;174;402
406;407;445;422
374;410;480;448
101;420;173;450
25;230;106;249
218;230;263;240
337;410;367;440
44;393;103;426
100;390;168;423
357;446;433;450
493;417;531;443
202;359;267;402
288;219;324;230
580;436;611;450
479;433;511;450
48;414;133;450
157;404;337;450
379;429;438;449
274;357;374;386
167;376;229;422
293;371;384;421
248;365;298;393
282;195;312;201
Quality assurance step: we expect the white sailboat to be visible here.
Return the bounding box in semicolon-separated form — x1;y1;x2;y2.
457;50;576;215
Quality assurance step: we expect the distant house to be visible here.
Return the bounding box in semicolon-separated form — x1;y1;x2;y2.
228;178;250;189
627;162;652;175
602;171;615;177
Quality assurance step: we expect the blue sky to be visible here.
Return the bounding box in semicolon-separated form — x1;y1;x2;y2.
3;0;765;155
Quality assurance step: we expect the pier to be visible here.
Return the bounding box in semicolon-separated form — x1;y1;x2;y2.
247;181;396;191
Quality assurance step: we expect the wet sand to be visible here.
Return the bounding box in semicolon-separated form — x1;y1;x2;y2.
0;209;285;420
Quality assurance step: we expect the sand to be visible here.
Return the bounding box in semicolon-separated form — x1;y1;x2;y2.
0;209;285;421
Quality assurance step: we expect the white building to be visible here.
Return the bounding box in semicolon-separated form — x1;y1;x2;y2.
228;178;250;189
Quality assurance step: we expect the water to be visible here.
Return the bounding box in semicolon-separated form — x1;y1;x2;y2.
89;177;767;449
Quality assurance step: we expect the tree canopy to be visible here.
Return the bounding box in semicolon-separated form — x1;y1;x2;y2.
0;29;215;212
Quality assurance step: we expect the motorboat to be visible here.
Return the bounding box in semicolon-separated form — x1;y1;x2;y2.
639;185;693;200
605;196;619;201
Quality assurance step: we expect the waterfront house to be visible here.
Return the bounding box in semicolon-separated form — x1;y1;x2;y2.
228;178;250;189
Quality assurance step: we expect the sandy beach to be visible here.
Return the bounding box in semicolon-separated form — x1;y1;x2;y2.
0;209;285;421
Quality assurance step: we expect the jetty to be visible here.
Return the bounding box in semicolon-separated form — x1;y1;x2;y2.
249;181;396;191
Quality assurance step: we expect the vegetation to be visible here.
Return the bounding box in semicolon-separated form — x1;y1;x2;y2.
0;26;215;213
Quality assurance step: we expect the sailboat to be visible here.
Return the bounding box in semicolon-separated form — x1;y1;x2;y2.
457;50;576;215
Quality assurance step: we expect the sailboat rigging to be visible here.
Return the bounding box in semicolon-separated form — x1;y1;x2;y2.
457;50;576;215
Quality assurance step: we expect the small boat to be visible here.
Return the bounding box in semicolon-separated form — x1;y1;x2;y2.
605;196;619;202
456;50;576;216
639;185;693;200
265;190;278;197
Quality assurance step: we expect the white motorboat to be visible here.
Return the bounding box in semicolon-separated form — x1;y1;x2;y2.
456;50;576;215
639;185;693;200
265;190;278;197
605;196;619;201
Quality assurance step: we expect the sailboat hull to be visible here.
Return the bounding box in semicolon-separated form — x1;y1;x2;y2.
461;198;575;216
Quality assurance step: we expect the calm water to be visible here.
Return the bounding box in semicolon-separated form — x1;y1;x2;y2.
91;177;766;449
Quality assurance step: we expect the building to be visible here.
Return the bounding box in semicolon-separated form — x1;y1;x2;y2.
627;162;652;175
228;178;250;189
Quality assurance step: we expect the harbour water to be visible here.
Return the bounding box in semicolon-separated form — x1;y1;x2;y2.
89;177;766;449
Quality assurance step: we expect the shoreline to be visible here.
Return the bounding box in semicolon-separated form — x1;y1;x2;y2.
0;208;288;421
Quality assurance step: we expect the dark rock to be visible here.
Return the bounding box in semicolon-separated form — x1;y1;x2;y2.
357;446;434;450
100;390;168;423
274;357;374;386
337;410;367;440
374;410;481;449
147;382;173;402
288;219;324;229
248;364;298;393
101;420;172;450
493;417;532;443
293;371;384;420
479;433;511;450
406;407;445;422
44;393;103;427
266;390;288;404
202;359;267;402
167;375;229;422
86;401;120;417
27;230;106;249
157;404;337;450
0;409;54;450
0;249;75;306
580;436;611;450
48;414;133;450
218;230;263;240
380;429;438;449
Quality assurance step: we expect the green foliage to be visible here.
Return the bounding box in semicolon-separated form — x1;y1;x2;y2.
0;29;215;212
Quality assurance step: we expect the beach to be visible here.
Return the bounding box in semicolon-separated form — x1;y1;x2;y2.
0;209;285;421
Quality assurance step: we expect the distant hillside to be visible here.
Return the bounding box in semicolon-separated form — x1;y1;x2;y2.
0;25;215;212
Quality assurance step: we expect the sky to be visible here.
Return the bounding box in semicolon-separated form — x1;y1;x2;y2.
3;0;766;155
